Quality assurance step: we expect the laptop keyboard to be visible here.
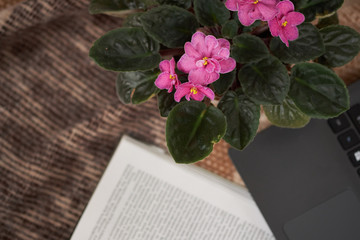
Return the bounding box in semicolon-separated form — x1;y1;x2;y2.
328;104;360;177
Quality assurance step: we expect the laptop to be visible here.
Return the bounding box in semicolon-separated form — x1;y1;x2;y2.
230;80;360;240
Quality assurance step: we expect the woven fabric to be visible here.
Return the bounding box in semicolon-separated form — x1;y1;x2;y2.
0;0;359;239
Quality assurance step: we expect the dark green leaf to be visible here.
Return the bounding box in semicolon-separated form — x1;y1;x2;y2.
140;5;199;48
317;12;339;29
166;101;227;163
221;20;239;39
89;0;157;14
89;27;160;71
318;25;360;67
124;0;158;9
218;90;260;150
242;20;261;33
157;0;191;8
289;63;349;118
157;90;182;117
270;23;325;64
293;0;344;22
194;0;230;26
123;13;144;27
231;34;269;64
89;0;128;14
239;56;290;105
263;97;310;128
212;70;236;95
116;70;159;104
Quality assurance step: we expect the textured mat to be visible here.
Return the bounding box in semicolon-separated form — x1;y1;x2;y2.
0;0;359;239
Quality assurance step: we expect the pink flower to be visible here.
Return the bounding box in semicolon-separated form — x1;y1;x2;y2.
155;58;180;93
177;32;236;85
174;82;215;102
225;0;279;26
268;0;305;47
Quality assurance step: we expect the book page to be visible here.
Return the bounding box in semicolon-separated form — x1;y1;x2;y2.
71;136;274;240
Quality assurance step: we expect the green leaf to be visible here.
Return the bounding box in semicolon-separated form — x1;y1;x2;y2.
293;0;344;22
123;12;144;27
140;5;199;48
157;90;181;117
124;0;158;9
89;27;160;71
116;70;159;104
194;0;230;26
263;97;310;128
317;12;339;29
231;34;269;64
239;56;290;105
212;70;236;95
89;0;128;14
157;0;191;8
218;90;260;150
289;63;349;118
221;20;239;39
166;101;227;163
318;25;360;67
270;23;325;64
89;0;157;14
242;20;261;33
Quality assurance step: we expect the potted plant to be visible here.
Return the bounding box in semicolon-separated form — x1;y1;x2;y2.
88;0;360;163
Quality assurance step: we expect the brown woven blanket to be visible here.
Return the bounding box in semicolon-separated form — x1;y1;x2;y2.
0;0;359;239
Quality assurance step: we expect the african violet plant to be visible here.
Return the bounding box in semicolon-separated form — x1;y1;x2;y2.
89;0;360;164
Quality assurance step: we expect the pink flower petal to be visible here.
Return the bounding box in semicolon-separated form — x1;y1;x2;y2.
218;48;230;59
169;58;176;75
268;18;281;37
184;42;202;59
218;38;230;49
206;72;220;84
198;86;215;100
257;2;278;21
167;85;174;93
238;9;256;26
261;0;278;5
219;58;236;74
189;68;220;85
205;60;216;73
191;91;205;101
210;59;221;73
174;83;192;102
249;6;262;20
196;59;206;68
191;32;206;50
286;12;305;26
237;2;253;12
277;0;294;17
205;35;219;55
225;0;238;11
177;54;196;73
155;72;172;90
279;32;289;47
159;60;170;73
188;68;207;84
284;25;299;41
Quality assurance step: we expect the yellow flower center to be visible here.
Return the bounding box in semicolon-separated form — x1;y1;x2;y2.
282;21;288;27
169;74;176;80
190;87;198;95
203;57;209;66
253;0;259;4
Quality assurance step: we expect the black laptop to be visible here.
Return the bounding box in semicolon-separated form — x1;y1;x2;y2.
230;80;360;240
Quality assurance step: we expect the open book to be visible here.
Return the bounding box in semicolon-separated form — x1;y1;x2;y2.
71;136;274;240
